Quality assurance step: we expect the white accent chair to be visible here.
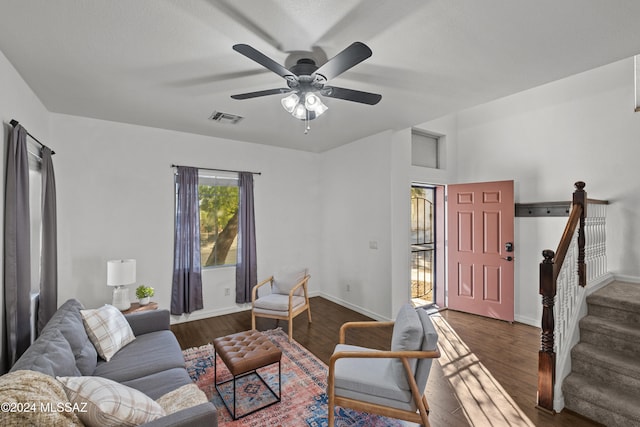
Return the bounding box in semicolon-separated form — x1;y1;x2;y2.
251;269;311;341
327;304;440;427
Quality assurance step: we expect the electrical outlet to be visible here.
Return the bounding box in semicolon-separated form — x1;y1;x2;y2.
224;288;230;296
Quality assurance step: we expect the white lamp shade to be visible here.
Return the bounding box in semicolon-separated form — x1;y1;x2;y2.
281;93;299;113
292;103;307;120
107;259;136;287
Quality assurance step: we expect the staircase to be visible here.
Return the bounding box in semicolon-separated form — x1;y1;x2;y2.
562;281;640;426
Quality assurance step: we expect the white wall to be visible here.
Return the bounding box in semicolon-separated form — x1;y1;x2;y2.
421;56;640;325
51;113;321;322
319;131;395;319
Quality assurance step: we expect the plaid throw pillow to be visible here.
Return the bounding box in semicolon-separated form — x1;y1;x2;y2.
57;376;165;427
81;305;135;361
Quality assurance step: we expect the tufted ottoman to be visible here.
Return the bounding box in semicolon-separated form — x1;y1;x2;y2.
212;329;282;419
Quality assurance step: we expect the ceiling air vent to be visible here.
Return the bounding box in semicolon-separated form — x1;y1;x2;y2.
209;111;243;124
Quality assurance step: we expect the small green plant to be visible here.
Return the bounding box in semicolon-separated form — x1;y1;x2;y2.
135;285;154;299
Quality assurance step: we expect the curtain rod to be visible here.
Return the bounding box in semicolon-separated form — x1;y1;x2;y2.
9;119;56;155
170;164;261;175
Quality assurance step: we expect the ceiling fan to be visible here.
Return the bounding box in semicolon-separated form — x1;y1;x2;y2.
230;42;382;130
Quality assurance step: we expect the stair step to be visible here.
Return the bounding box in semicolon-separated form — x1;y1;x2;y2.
563;373;640;426
571;342;640;394
579;315;640;357
587;281;640;324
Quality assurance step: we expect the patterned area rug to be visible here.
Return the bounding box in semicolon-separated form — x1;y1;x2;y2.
183;328;410;426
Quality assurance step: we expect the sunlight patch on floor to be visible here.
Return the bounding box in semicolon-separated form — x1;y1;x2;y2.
431;314;535;427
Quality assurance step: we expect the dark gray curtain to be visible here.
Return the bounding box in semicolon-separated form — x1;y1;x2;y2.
3;124;31;373
37;147;57;334
171;166;203;315
235;172;257;303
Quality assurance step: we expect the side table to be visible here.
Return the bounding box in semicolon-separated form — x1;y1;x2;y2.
121;301;158;314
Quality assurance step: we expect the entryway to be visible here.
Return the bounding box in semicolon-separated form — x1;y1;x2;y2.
410;184;444;308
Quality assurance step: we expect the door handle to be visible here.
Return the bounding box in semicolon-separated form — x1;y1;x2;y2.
501;256;513;261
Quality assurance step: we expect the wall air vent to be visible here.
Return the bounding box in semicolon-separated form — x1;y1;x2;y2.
209;111;243;124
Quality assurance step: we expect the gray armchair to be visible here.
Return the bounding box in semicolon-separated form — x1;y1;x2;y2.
327;304;440;427
251;269;312;341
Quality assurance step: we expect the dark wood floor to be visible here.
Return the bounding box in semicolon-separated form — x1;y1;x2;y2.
171;297;601;427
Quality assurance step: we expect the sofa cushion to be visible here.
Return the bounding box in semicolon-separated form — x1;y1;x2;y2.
93;330;185;383
41;298;98;375
121;367;195;400
81;304;135;362
57;376;166;427
10;328;82;377
0;370;83;426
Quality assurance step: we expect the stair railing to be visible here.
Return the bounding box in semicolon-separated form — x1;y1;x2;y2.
537;181;608;412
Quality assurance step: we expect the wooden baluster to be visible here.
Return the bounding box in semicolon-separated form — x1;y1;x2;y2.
538;249;556;412
573;181;587;287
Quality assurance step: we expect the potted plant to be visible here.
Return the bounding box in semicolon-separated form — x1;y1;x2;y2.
135;285;154;306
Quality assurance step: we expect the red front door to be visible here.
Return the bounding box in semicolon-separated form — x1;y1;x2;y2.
447;180;514;322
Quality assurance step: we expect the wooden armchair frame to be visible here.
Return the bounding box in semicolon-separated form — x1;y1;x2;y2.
251;274;312;341
327;321;440;427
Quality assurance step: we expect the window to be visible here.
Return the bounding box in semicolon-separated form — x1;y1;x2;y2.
411;129;440;169
198;171;239;267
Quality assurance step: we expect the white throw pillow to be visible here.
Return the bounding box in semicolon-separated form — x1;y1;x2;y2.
156;383;209;415
81;304;135;361
57;376;165;427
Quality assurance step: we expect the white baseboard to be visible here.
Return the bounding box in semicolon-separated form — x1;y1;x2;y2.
612;273;640;284
170;303;251;325
587;273;615;294
514;314;539;328
316;292;390;321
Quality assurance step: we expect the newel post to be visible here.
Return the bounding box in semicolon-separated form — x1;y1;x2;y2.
538;249;556;412
573;181;587;287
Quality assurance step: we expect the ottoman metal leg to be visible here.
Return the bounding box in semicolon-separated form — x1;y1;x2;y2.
214;349;282;419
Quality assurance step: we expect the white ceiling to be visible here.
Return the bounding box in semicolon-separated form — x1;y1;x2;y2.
1;0;640;152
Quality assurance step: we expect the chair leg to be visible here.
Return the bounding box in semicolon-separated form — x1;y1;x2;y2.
418;395;431;427
251;312;256;330
288;317;293;342
307;306;312;323
327;390;335;427
422;395;430;415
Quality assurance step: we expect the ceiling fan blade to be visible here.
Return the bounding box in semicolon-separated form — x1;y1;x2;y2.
321;86;381;105
314;42;373;81
233;44;295;80
231;88;293;100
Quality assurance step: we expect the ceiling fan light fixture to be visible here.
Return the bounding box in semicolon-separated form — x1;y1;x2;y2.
304;92;328;117
311;99;328;116
281;93;299;113
291;103;307;120
304;92;319;108
231;42;380;132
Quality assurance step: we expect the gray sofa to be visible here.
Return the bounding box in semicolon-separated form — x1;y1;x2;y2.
10;298;217;426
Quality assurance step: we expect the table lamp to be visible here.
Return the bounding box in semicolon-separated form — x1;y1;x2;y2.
107;259;136;310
